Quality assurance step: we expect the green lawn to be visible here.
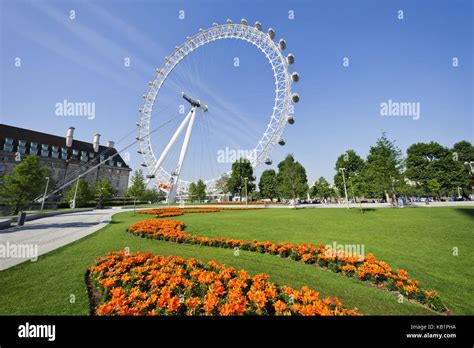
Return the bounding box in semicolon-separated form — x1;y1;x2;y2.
0;207;472;315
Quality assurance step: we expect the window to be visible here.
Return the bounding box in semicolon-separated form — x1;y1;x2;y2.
0;165;6;175
29;148;39;155
18;146;27;154
52;151;59;159
72;149;79;156
3;144;13;152
51;145;59;152
117;162;123;167
41;144;49;150
41;150;49;157
5;138;13;145
30;142;38;149
18;140;27;147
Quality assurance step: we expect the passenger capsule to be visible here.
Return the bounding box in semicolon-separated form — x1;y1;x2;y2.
226;19;232;24
292;93;300;103
287;115;295;124
291;72;300;82
279;39;286;50
264;157;272;165
278;138;286;146
241;18;248;25
268;28;275;40
287;54;295;65
255;21;262;31
212;22;218;27
146;174;156;179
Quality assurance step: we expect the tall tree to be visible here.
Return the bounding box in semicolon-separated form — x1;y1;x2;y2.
95;179;115;207
188;182;197;202
405;142;470;198
215;173;230;194
195;179;207;202
452;140;474;195
0;156;51;214
310;177;334;200
334;150;364;196
276;154;308;199
65;177;93;208
362;133;403;202
226;158;255;200
259;169;278;200
127;170;147;201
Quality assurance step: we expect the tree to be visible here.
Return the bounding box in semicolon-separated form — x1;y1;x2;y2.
95;179;115;207
195;179;207;202
259;169;278;200
188;181;206;202
65;177;93;208
127;170;147;201
427;179;442;198
143;187;165;203
452;140;474;195
334;150;364;197
226;158;255;200
452;140;474;163
215;174;230;194
361;133;403;203
276;154;308;199
310;177;334;200
188;182;197;202
405;142;470;198
0;156;51;214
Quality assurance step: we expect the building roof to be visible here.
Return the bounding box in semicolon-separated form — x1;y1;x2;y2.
0;123;130;169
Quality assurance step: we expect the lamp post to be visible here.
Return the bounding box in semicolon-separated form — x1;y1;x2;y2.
40;177;50;211
339;168;349;209
244;177;248;207
72;175;82;209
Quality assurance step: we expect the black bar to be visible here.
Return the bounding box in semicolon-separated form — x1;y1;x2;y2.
0;316;472;346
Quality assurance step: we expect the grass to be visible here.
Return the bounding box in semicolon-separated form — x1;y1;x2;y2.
0;207;472;315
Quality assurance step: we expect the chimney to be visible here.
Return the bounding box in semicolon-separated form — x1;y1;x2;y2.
93;134;101;153
107;140;114;148
66;127;75;147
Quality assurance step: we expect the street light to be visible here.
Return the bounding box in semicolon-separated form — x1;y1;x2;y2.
339;168;350;209
244;177;248;207
72;175;82;209
40;177;50;211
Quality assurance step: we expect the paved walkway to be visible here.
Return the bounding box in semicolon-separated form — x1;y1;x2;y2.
0;208;120;271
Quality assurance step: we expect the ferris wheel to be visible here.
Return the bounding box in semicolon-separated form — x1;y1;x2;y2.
137;19;300;202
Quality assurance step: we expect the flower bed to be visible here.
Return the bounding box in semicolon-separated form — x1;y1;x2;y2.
127;218;446;312
137;207;261;218
88;251;359;316
208;201;287;205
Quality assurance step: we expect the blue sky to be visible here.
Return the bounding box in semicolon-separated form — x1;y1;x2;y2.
1;0;472;185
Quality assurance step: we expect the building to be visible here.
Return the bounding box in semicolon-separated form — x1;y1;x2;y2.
0;124;131;197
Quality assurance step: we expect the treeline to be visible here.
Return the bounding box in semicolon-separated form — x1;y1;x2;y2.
218;134;473;202
216;154;309;201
